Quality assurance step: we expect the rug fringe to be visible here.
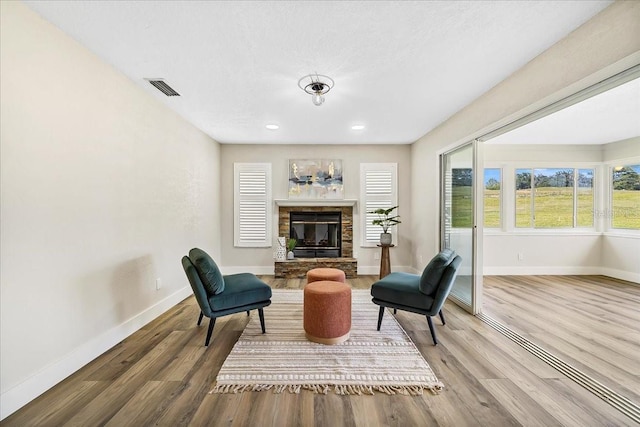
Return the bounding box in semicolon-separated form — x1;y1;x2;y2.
209;383;443;396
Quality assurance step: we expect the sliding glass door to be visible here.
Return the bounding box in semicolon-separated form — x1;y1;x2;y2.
441;142;481;313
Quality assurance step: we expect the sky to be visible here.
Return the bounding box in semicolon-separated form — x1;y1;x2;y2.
484;168;501;185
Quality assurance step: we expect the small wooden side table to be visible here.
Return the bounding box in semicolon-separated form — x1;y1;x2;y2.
377;244;394;279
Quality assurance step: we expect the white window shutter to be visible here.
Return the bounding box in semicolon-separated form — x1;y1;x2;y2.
234;163;272;247
360;163;398;247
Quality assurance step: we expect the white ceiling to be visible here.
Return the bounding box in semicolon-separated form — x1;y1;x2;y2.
488;77;640;145
24;1;613;145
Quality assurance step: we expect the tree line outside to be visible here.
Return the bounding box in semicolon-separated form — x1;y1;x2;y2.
450;166;640;229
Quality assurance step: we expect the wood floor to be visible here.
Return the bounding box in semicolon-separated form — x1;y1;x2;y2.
3;275;639;426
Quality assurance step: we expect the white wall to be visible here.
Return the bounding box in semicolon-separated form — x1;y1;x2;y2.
602;137;640;282
482;142;640;281
603;137;640;162
220;144;412;274
483;144;603;275
411;1;640;278
0;2;221;418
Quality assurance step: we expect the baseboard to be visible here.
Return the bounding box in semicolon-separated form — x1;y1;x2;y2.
483;266;602;276
599;267;640;284
222;266;275;275
0;286;192;421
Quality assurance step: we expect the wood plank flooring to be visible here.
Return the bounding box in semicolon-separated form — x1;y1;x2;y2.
3;275;638;426
482;275;640;404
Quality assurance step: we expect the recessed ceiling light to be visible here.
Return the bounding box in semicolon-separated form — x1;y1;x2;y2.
351;124;365;130
265;124;279;130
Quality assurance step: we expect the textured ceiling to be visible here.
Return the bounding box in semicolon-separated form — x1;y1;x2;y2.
24;1;612;145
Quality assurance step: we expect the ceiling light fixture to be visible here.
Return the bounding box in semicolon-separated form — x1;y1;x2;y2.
298;73;334;106
351;124;365;130
265;124;279;130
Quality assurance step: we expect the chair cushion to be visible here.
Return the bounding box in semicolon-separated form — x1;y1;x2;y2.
209;273;272;312
419;249;456;295
371;272;434;311
189;248;225;295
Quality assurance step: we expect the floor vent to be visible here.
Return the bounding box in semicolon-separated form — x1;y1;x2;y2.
146;79;180;96
476;313;640;424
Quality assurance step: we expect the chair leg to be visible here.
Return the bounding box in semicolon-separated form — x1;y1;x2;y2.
393;308;397;315
258;308;266;333
205;317;216;346
377;306;385;331
247;311;250;316
426;316;438;345
197;311;204;326
439;310;446;325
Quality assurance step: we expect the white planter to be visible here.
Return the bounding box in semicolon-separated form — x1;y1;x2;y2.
380;233;392;245
287;251;295;260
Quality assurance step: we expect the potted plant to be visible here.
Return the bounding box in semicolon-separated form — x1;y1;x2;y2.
287;238;297;259
369;205;401;245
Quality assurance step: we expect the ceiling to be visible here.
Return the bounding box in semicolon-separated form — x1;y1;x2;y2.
24;1;613;145
487;77;640;145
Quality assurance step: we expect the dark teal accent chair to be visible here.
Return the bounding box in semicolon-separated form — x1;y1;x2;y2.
371;249;462;345
181;248;272;346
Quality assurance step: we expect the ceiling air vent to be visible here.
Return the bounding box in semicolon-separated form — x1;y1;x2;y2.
146;79;180;96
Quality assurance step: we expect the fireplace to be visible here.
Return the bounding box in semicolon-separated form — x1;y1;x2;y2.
278;205;353;258
290;212;341;258
276;203;356;278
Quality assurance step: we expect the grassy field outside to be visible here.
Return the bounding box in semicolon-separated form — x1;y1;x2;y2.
612;190;640;229
453;186;640;229
484;189;500;228
452;186;472;228
515;187;594;228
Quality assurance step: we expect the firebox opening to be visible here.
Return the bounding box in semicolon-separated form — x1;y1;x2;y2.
290;212;341;258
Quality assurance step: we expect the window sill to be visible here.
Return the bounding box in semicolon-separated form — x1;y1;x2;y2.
484;229;601;237
603;231;640;239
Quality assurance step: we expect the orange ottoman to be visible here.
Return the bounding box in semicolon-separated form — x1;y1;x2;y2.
306;267;346;284
303;281;352;345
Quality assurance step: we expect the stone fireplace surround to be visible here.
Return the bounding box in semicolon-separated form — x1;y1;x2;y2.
274;200;357;278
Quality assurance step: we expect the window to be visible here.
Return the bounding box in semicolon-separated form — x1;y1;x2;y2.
515;168;594;228
361;163;398;246
234;163;272;247
577;169;594;227
484;168;501;228
611;164;640;230
451;168;473;228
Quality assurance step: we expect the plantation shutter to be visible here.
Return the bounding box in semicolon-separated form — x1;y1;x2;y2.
234;163;272;247
360;163;398;247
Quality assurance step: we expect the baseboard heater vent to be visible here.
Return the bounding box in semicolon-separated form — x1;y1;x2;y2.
476;313;640;424
146;79;180;96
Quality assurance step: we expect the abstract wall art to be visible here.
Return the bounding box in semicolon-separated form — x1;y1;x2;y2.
288;159;343;199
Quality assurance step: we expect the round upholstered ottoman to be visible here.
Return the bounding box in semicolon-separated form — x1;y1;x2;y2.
303;280;352;345
306;267;346;284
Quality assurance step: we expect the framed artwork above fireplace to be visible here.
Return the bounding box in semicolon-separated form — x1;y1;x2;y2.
288;159;343;199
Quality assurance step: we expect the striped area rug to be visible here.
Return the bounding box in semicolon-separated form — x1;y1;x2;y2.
210;289;443;396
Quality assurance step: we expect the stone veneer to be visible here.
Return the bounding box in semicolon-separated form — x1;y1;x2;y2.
276;205;357;278
274;258;357;279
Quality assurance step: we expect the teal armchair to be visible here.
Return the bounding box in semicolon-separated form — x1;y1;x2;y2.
181;248;272;346
371;249;462;345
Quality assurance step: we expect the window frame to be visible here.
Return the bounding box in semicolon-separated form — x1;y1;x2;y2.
512;166;596;230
